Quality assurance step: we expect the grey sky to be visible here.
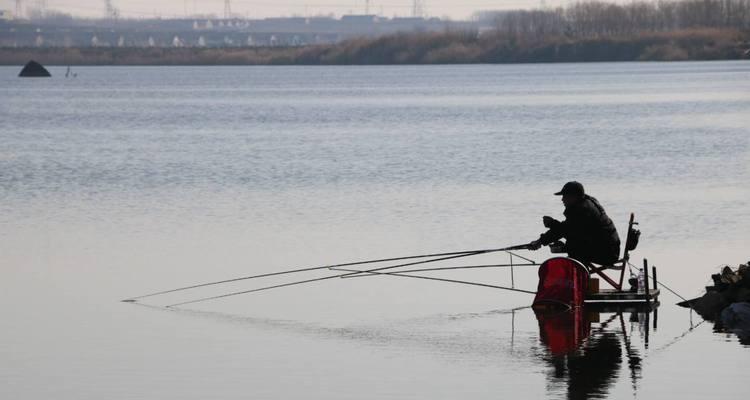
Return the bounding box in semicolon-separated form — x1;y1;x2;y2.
3;0;565;20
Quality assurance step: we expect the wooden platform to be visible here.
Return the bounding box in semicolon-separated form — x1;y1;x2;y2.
585;300;660;313
585;288;660;305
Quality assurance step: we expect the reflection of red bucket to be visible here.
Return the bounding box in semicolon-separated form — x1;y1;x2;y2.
535;307;591;355
533;257;589;308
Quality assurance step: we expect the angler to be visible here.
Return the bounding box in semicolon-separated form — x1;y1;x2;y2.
529;181;621;266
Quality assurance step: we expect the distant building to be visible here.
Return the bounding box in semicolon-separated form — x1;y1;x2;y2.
0;14;477;48
0;9;13;20
340;15;379;24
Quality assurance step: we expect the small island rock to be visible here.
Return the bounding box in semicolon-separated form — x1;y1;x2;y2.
19;60;51;77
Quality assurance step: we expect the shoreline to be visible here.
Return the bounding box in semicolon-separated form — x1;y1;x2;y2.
3;28;749;66
4;59;749;67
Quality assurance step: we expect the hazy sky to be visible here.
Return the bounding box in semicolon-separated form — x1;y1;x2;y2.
3;0;568;20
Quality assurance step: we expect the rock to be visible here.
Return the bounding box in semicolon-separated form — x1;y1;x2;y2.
680;261;750;320
18;60;51;77
734;287;750;303
720;303;750;344
690;291;728;319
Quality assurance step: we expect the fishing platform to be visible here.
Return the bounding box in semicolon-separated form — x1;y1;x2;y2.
584;286;661;322
586;288;660;306
533;213;660;310
583;213;660;307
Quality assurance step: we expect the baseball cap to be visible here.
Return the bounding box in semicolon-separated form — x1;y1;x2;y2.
554;181;585;196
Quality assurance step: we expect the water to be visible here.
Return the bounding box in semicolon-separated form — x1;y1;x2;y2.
1;62;748;399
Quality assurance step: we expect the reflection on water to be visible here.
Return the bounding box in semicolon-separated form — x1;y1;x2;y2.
535;307;657;399
135;300;672;400
714;303;750;345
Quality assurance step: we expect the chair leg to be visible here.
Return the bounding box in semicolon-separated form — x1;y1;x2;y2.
587;263;622;291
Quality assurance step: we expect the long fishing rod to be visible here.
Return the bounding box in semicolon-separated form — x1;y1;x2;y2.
337;244;532;279
330;267;537;295
343;262;539;278
124;243;531;302
166;247;513;308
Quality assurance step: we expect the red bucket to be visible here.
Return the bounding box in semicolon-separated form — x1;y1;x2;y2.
533;257;589;308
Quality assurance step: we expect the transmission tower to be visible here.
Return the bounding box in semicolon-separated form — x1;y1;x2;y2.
34;0;46;17
223;0;232;19
104;0;119;19
411;0;424;18
15;0;23;18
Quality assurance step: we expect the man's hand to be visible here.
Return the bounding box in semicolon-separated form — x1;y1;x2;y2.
528;240;542;250
542;216;558;228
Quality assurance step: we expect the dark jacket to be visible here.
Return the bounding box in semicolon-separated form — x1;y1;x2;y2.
539;195;621;265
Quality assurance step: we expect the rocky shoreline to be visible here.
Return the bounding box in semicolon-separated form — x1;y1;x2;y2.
679;261;750;343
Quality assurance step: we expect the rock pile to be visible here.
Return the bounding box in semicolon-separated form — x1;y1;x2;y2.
680;262;750;318
680;261;750;343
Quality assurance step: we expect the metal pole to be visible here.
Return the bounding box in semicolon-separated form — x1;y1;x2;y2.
511;309;515;350
618;213;634;289
645;309;650;348
510;253;515;289
643;259;650;303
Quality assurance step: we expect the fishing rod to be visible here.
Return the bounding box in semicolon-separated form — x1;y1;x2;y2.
330;267;537;295
163;244;533;308
167;253;477;308
337;244;533;279
342;262;539;278
123;243;532;302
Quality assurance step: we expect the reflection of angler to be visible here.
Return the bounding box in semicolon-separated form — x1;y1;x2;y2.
535;307;591;356
535;308;646;400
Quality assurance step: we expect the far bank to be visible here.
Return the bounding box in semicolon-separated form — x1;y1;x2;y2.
2;28;749;66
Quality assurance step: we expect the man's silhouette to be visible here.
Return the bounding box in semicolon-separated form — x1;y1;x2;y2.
530;181;620;265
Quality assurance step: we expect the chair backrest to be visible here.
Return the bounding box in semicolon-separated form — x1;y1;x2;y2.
622;213;640;262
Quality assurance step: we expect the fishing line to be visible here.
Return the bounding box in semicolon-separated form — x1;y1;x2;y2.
343;262;539;278
626;261;692;305
339;245;532;278
165;247;523;307
330;267;537;295
124;245;528;302
653;278;690;304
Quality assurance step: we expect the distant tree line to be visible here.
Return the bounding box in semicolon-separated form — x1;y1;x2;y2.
489;0;750;39
4;0;749;65
4;26;745;65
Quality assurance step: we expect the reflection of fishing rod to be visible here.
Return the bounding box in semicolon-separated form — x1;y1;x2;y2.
648;317;707;356
618;312;642;394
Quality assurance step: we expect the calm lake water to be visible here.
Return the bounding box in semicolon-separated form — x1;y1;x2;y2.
1;62;748;399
